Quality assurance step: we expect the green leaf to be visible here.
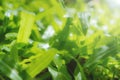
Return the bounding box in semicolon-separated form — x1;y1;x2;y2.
53;54;64;70
5;32;17;40
51;54;72;80
78;12;89;35
67;54;87;80
26;48;57;77
17;11;35;43
0;60;22;80
74;72;82;80
31;25;41;41
48;65;72;80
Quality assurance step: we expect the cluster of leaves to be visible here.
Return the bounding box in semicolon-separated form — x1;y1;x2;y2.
0;0;120;80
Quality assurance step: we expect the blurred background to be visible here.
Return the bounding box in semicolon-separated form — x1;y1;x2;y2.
0;0;120;80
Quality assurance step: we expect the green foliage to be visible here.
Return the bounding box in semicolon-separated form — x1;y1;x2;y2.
0;0;120;80
17;11;35;43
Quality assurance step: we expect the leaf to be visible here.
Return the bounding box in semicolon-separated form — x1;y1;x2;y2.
5;32;17;40
53;54;64;70
78;12;89;35
26;48;58;77
17;11;35;43
51;18;72;49
67;54;87;80
0;60;22;80
49;54;72;80
48;65;72;80
74;71;82;80
31;24;41;41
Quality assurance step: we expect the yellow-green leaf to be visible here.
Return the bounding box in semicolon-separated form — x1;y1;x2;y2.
17;11;35;43
26;48;58;78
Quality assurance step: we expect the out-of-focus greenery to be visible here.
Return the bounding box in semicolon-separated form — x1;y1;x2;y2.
0;0;120;80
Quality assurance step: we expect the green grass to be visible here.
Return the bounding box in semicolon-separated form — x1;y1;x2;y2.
0;0;120;80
